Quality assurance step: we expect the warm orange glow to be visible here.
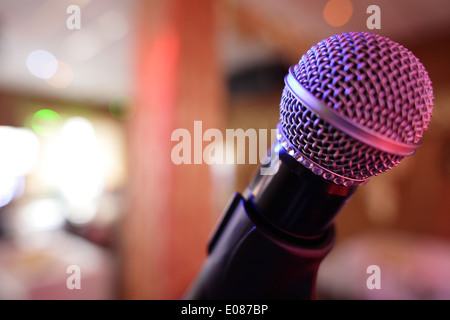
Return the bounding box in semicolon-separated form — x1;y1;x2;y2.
323;0;353;27
45;61;74;88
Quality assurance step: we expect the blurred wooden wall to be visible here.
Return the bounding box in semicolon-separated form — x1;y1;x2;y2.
120;0;225;299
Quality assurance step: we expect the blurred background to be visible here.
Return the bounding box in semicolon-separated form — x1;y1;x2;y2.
0;0;449;300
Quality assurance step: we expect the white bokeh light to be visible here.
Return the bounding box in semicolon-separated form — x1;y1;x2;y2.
26;49;58;79
56;117;104;207
0;127;39;208
17;198;66;233
0;175;25;208
0;126;40;177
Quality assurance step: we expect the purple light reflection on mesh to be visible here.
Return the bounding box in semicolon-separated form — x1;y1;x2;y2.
278;32;434;186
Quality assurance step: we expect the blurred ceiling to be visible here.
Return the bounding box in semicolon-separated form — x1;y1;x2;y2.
228;0;450;42
0;0;449;104
221;0;450;69
0;0;134;104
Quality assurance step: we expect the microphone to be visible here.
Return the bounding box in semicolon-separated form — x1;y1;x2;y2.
184;32;434;299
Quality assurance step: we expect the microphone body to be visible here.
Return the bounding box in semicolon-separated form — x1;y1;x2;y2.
184;147;355;299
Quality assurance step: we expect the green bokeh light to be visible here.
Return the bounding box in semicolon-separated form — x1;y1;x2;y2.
31;109;62;137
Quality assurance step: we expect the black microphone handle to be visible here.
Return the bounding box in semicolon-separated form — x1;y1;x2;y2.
183;147;357;299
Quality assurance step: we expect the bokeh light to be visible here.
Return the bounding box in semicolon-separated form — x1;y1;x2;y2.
0;127;38;209
17;198;66;233
56;117;104;208
45;61;74;89
323;0;353;27
31;109;62;137
0;176;25;208
0;126;40;177
26;50;58;79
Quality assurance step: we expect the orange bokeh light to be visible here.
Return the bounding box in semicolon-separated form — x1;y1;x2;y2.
323;0;354;27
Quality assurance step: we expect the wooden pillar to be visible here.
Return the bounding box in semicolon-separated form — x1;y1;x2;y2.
120;0;224;299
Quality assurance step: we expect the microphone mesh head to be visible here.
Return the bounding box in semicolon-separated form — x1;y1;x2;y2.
278;32;434;186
